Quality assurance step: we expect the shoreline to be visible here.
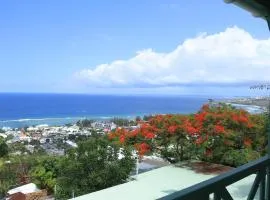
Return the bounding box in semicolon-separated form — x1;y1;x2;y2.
0;113;158;129
216;97;268;114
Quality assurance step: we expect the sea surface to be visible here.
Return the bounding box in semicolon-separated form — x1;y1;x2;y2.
0;93;212;128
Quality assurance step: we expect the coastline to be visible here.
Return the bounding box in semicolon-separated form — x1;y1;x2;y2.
0;115;135;129
216;97;267;114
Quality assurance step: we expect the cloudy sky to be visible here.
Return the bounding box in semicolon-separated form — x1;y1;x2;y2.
0;0;269;96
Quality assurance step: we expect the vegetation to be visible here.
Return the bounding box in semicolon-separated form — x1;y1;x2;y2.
0;138;8;158
142;115;154;121
109;104;266;167
110;117;137;127
0;155;40;197
9;142;29;154
76;119;94;128
55;137;135;199
30;156;61;194
0;136;135;199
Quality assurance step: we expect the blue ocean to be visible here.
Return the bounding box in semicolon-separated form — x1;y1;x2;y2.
0;93;212;128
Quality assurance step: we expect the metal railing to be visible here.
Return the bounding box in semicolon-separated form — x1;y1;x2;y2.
159;155;270;200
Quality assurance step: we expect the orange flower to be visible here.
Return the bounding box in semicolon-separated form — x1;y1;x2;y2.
238;116;248;124
168;125;177;134
214;125;225;134
247;123;254;128
232;114;239;122
202;104;210;111
108;132;115;140
195;112;207;122
119;135;125;144
244;138;252;147
128;129;139;138
135;143;150;156
186;126;199;135
145;131;155;139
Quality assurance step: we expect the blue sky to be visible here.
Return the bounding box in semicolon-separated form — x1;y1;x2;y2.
0;0;269;96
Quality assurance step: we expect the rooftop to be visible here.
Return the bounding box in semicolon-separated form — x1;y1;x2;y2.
71;161;258;200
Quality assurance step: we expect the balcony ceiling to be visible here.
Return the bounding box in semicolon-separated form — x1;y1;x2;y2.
224;0;270;31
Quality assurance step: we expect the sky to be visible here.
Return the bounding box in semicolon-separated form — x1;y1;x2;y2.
0;0;270;97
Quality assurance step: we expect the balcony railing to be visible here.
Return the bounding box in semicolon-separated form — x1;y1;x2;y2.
158;155;270;200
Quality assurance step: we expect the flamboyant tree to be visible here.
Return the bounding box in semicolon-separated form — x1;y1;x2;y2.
108;103;265;166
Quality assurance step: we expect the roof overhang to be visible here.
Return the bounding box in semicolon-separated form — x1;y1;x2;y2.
224;0;270;31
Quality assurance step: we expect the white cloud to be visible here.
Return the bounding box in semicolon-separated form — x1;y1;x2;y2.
75;26;270;88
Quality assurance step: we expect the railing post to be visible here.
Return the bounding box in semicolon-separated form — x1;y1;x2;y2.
266;167;270;200
260;170;266;200
213;190;221;200
248;171;263;200
221;188;233;200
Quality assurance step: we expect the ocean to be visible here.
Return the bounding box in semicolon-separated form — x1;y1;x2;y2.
0;93;211;128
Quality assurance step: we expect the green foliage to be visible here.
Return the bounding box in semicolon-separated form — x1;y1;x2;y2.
0;160;17;197
55;137;135;199
68;134;76;140
29;140;40;146
0;138;8;158
33;146;47;155
9;142;28;154
30;156;61;194
0;155;40;197
143;115;153;121
221;149;261;167
6;134;14;141
135;116;142;121
111;118;136;126
76;119;94;128
74;134;91;143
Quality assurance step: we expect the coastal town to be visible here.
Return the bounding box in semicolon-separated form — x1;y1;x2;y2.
0;119;136;156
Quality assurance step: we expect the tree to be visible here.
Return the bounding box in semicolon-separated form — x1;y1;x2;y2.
9;142;28;154
0;138;8;158
109;104;266;166
110;118;136;126
76;119;94;128
135;116;142;122
0;155;40;197
143;115;153;121
55;137;135;199
30;156;61;194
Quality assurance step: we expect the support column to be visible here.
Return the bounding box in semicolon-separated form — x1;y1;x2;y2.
266;16;270;32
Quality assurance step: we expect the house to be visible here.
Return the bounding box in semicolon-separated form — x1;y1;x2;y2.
6;183;47;200
0;133;7;138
